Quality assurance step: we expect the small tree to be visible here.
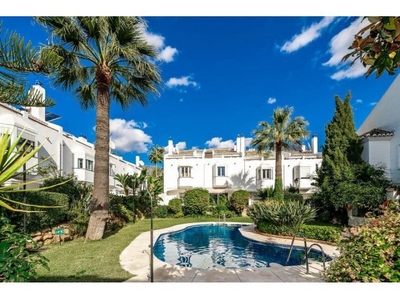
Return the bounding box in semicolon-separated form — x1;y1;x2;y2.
182;188;210;216
229;190;250;215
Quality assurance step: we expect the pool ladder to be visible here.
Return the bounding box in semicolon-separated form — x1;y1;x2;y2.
285;232;326;274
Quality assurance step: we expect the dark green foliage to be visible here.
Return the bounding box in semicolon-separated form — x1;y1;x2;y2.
257;187;274;200
182;188;210;216
284;190;303;201
168;198;183;217
229;190;250;215
256;220;342;243
68;194;90;236
313;92;391;224
248;199;316;236
5;192;69;233
0;216;49;282
154;205;169;218
40;174;91;208
324;205;400;282
109;194;133;223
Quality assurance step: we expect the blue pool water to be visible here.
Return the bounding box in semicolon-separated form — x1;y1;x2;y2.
153;224;331;269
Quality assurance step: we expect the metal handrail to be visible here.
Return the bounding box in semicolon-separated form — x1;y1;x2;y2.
286;232;309;273
307;243;326;271
286;233;327;274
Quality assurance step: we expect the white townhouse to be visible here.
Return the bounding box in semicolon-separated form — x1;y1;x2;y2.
0;83;143;195
162;135;322;204
357;74;400;183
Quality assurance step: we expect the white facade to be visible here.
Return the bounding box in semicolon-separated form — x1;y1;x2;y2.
0;84;143;195
357;74;400;182
162;135;322;204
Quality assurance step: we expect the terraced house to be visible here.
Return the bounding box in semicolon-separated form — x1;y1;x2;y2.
162;135;322;204
0;83;143;194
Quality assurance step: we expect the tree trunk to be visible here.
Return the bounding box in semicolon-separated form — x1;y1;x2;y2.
85;82;111;240
274;141;284;200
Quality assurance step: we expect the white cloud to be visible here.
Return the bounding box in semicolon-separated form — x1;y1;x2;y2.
370;102;377;106
356;99;363;103
166;76;198;88
281;17;335;53
140;23;178;63
323;17;370;81
175;141;187;150
205;137;235;149
159;46;178;63
245;137;253;147
267;97;276;104
109;118;152;153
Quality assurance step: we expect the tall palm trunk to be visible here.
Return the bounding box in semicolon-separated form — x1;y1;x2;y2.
274;141;284;200
86;69;111;240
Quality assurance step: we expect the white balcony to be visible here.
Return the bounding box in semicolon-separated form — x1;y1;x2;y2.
213;176;229;188
178;177;193;189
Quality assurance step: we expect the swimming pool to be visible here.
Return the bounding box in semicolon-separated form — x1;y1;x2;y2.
153;223;331;269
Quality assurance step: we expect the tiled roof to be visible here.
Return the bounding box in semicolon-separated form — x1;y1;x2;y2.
359;128;394;139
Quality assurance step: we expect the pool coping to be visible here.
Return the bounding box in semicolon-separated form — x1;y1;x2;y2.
119;222;340;282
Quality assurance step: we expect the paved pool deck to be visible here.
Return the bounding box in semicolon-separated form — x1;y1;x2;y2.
119;222;340;283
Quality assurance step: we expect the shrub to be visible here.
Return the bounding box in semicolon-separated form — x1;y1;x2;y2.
248;199;316;236
0;216;49;282
168;198;183;216
257;187;274;200
182;188;210;216
257;220;342;243
323;205;400;282
109;195;133;223
229;190;250;215
68;192;91;236
6;191;69;233
154;205;169;218
284;190;303;201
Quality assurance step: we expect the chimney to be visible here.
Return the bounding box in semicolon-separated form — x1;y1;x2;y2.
235;135;246;157
29;83;46;121
168;138;174;155
311;135;318;154
136;155;140;166
301;144;306;152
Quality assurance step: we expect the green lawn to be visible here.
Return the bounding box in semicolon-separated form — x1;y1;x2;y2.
33;216;252;282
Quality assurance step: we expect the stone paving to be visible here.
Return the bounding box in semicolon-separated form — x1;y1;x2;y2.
119;222;340;283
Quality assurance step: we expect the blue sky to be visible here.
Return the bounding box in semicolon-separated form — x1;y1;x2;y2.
1;6;398;167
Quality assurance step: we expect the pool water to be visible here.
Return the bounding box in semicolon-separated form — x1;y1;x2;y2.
153;224;331;269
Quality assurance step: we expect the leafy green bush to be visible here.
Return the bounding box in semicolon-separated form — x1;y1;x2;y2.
257;187;274;200
284;190;303;201
154;205;169;218
248;199;316;236
257;220;342;243
273;178;284;200
323;205;400;282
109;195;132;223
0;216;49;282
7;191;69;233
182;188;210;216
168;198;183;216
68;192;91;236
229;190;250;215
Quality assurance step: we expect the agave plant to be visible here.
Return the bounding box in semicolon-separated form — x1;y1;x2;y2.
0;129;67;212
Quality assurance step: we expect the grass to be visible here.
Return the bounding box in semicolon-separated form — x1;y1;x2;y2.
32;216;252;282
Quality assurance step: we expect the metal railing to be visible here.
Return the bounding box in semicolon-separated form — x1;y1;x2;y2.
286;232;326;274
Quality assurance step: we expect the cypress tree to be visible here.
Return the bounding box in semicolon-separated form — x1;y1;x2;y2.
313;92;364;224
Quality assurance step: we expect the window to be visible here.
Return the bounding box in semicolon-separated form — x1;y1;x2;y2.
179;166;191;178
17;138;35;154
109;164;116;176
257;168;273;180
293;166;311;180
217;166;226;177
86;159;94;171
77;158;84;169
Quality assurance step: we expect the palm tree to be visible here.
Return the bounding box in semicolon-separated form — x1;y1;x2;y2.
251;106;309;200
114;173;131;197
0;23;55;107
148;145;164;177
35;17;162;240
